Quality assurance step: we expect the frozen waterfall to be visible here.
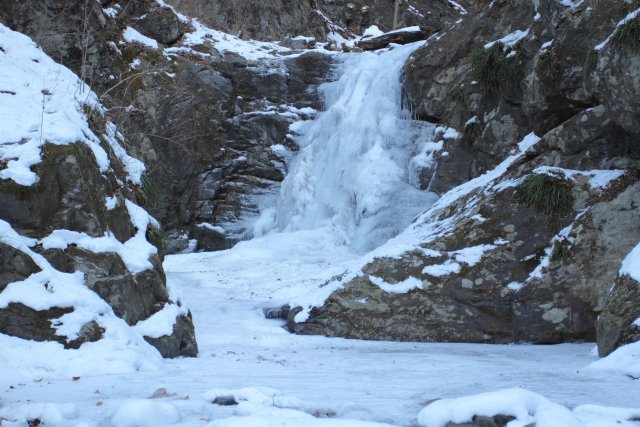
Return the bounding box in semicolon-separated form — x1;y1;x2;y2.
257;42;439;253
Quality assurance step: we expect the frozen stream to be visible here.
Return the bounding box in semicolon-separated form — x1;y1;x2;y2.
2;240;637;426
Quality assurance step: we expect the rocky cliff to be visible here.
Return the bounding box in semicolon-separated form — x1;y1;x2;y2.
0;11;196;358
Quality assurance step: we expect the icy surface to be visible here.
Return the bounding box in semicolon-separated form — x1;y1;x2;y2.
2;241;639;426
262;42;438;253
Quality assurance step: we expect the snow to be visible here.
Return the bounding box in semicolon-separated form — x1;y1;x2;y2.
122;26;159;49
133;302;188;339
0;23;109;185
36;200;158;274
559;0;585;7
436;126;461;140
197;223;225;234
422;260;461;277
105;195;118;210
595;7;640;51
619;241;640;282
418;388;580;427
484;29;530;50
369;276;424;293
362;25;384;38
111;399;181;427
103;122;146;185
541;40;554;50
447;0;468;15
589;341;640;378
533;166;626;190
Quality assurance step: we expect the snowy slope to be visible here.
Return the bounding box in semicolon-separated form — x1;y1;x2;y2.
0;23;177;375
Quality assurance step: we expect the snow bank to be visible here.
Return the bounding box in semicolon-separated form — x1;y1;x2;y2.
619;241;640;282
418;387;640;427
588;341;640;378
111;399;180;427
0;23;109;185
204;387;395;427
418;388;581;427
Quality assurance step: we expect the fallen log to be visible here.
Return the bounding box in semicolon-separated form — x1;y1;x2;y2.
356;27;428;51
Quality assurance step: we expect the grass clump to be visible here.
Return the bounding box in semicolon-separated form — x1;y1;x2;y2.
146;225;167;256
471;42;521;92
550;238;572;264
140;175;161;208
611;14;640;50
585;48;598;71
459;118;482;147
515;173;574;215
538;49;562;80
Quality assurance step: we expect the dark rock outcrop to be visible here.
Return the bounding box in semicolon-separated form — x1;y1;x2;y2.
597;273;640;357
164;0;457;41
135;6;183;45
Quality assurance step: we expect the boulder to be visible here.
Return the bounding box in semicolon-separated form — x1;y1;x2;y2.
136;7;183;45
144;312;198;358
597;274;640;357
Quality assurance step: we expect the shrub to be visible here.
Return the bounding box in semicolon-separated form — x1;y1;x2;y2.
585;48;598;72
146;226;166;255
611;14;640;50
459;119;482;147
515;173;574;215
538;49;562;80
550;238;571;264
140;175;160;208
471;42;521;92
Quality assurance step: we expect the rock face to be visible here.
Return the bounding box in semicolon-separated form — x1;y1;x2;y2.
294;0;640;351
0;0;337;250
0;17;197;357
597;273;640;357
164;0;456;41
0;140;198;357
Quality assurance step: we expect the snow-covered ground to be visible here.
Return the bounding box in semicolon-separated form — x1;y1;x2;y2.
2;239;639;426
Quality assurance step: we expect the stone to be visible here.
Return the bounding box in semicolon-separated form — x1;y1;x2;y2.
596;274;640;357
445;414;516;427
136;7;183;45
0;303;73;347
144;312;198;358
0;243;41;292
263;304;291;320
